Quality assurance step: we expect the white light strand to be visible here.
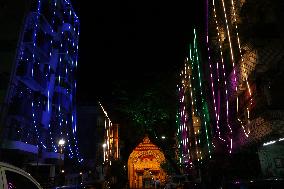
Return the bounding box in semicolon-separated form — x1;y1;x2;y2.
213;0;229;143
221;0;237;92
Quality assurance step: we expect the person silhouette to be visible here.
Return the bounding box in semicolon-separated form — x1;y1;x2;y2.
155;178;160;189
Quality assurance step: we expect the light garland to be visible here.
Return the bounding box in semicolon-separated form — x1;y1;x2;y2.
221;0;237;93
191;57;201;163
229;0;254;138
209;0;258;152
99;102;118;163
31;0;46;149
211;0;233;153
237;76;253;137
192;29;211;158
176;62;193;166
32;0;82;162
176;27;217;167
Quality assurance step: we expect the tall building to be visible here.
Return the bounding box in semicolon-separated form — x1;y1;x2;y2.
206;0;284;179
176;0;284;181
98;102;120;163
0;0;30;129
176;29;212;178
76;102;120;184
0;0;82;179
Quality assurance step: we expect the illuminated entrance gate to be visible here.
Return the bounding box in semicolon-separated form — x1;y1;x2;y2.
128;136;166;188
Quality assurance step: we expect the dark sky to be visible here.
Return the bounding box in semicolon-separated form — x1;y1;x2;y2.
71;0;205;103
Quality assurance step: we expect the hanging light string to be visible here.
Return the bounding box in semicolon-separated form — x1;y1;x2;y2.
8;0;82;161
184;60;193;164
230;0;254;137
181;67;191;164
219;0;234;153
177;86;182;164
206;0;220;148
221;0;237;93
187;64;194;158
176;105;183;164
212;0;228;141
30;0;47;149
245;76;253;125
176;61;194;166
72;18;82;163
230;0;243;65
188;50;201;162
237;76;252;138
206;0;223;149
99;101;115;163
51;0;82;162
191;29;212;159
64;1;72;159
181;80;187;158
48;0;58;153
222;0;235;153
187;51;197;165
229;0;243;115
212;0;232;153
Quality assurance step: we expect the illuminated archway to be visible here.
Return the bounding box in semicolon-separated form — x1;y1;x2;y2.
128;136;166;188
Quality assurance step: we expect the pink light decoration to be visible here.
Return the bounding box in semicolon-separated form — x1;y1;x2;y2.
178;65;193;164
220;0;238;92
211;0;232;152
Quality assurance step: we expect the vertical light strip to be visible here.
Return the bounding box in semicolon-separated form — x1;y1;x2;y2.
213;0;231;152
181;67;189;163
230;0;243;63
213;0;228;142
193;29;211;158
230;0;253;139
189;47;201;162
221;0;237;92
230;0;243;117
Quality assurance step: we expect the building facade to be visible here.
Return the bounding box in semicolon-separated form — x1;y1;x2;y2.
176;0;284;180
207;0;284;179
0;0;82;183
76;102;120;184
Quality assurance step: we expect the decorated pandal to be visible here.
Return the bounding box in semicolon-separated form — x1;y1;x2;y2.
128;136;166;188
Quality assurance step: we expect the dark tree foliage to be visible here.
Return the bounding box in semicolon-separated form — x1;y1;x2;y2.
106;70;181;174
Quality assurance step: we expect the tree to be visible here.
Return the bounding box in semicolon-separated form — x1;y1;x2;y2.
106;70;182;174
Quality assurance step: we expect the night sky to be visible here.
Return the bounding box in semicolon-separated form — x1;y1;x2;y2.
71;0;205;104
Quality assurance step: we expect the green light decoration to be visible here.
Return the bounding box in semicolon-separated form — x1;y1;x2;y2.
189;29;212;160
176;29;213;171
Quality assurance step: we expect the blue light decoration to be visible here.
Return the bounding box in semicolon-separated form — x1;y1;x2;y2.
3;0;82;163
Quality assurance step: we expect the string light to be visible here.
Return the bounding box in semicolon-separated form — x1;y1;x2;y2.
192;29;211;157
99;102;117;163
176;62;192;166
24;0;82;161
237;76;253;137
220;0;237;92
189;49;201;162
177;28;216;168
206;0;216;141
227;0;254;139
212;0;232;153
29;0;46;149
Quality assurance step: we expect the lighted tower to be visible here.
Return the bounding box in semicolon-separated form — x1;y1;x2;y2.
0;0;82;165
99;102;120;163
176;29;212;173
